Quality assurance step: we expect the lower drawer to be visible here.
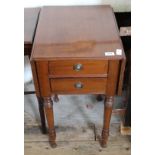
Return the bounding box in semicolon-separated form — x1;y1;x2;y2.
50;78;107;94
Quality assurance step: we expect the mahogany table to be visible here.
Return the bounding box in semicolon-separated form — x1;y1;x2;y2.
31;6;126;147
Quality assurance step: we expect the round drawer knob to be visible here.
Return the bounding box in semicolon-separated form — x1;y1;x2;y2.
74;82;84;89
73;64;83;71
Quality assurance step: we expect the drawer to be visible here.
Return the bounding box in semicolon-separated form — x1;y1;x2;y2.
50;78;107;94
49;60;108;77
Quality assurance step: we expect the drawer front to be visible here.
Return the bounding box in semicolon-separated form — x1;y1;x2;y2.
50;78;107;94
49;60;108;77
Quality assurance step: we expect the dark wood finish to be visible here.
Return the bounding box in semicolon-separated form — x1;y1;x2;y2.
37;97;47;134
24;8;40;46
31;6;126;147
43;97;56;147
117;59;126;95
35;61;51;96
101;60;120;147
30;60;47;133
31;6;125;60
106;60;120;95
24;8;40;57
50;78;107;94
30;61;40;96
24;91;35;95
102;96;114;147
24;44;33;57
49;60;108;78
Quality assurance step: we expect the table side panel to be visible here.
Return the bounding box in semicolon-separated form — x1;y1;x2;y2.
106;60;120;96
36;61;51;96
30;61;40;96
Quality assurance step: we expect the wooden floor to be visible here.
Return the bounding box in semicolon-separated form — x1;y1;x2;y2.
24;112;131;155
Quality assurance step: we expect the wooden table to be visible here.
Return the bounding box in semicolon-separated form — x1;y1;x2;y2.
31;6;126;147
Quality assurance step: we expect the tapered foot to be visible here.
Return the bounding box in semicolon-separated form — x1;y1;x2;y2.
49;128;57;148
50;142;57;148
43;97;57;148
101;96;114;147
37;97;47;134
101;129;109;147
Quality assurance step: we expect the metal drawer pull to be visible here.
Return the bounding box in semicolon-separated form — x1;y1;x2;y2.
74;82;84;89
73;64;83;71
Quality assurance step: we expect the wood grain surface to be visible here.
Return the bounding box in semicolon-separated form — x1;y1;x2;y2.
50;78;107;94
31;6;125;60
49;60;108;77
24;7;40;44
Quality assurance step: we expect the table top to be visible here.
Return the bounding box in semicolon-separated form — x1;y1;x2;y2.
31;6;125;60
24;8;40;45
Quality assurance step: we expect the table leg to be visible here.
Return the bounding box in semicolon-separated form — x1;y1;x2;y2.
101;96;114;147
43;97;57;148
37;97;47;134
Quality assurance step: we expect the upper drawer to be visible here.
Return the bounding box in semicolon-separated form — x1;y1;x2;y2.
49;60;108;77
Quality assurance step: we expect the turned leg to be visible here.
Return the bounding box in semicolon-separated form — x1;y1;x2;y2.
43;97;57;147
101;96;114;147
37;97;47;134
